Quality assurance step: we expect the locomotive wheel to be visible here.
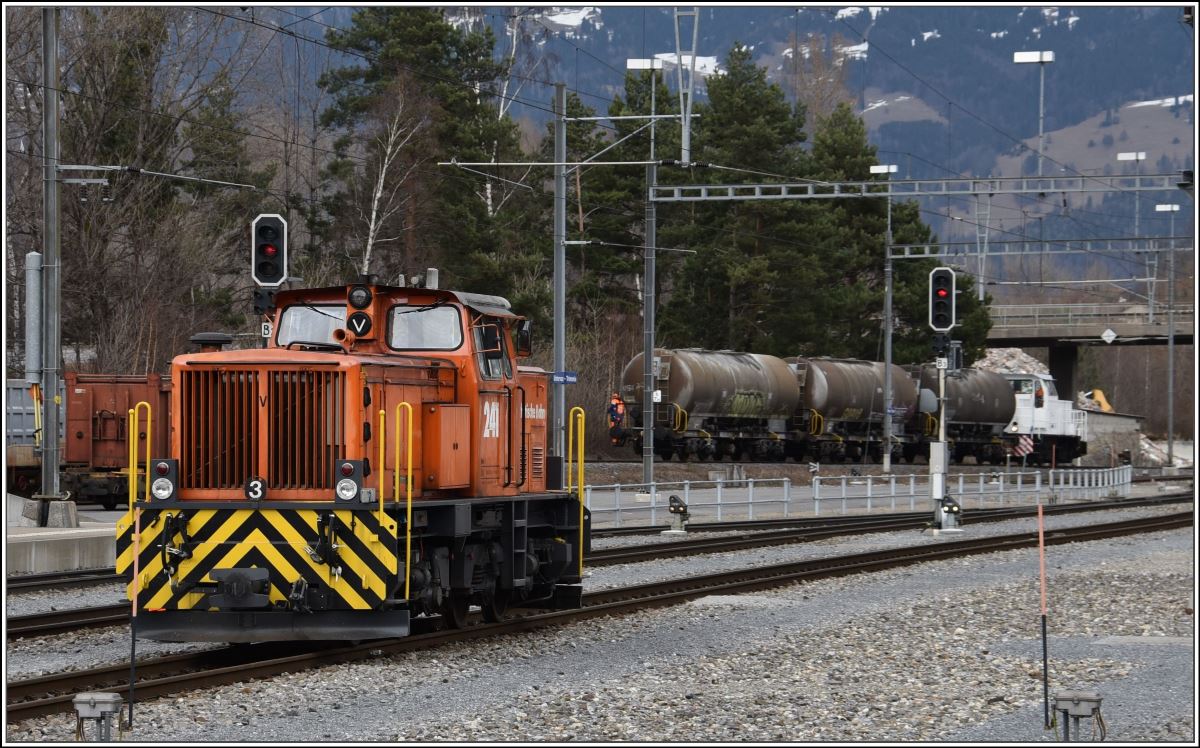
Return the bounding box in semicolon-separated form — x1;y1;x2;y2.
482;589;511;623
440;590;470;629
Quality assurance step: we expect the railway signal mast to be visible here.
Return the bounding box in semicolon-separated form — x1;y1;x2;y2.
251;214;287;347
251;214;288;287
928;267;961;532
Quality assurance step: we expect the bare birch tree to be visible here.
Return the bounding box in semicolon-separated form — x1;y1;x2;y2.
781;31;854;125
351;76;432;276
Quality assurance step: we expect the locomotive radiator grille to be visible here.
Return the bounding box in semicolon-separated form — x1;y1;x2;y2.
181;370;259;490
269;370;346;490
179;369;346;491
531;446;544;480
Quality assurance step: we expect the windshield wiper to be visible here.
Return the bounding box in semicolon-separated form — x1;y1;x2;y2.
393;300;446;316
284;340;345;352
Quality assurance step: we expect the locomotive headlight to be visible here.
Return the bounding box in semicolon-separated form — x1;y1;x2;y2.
151;477;174;500
348;285;373;310
335;478;359;501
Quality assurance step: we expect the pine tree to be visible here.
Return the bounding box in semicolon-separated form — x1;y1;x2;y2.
317;8;520;289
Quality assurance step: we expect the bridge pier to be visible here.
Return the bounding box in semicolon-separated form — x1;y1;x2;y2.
1048;343;1078;398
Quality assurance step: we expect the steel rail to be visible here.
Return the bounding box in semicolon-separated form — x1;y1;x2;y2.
6;569;123;591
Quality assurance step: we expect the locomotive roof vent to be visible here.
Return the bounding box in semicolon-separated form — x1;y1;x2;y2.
189;332;233;352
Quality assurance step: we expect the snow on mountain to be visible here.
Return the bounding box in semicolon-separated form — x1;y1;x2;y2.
653;53;722;77
1127;94;1194;109
539;6;600;35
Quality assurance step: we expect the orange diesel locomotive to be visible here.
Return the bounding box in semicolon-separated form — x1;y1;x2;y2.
116;281;585;642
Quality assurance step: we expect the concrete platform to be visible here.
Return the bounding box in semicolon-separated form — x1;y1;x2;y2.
7;521;118;575
7;494;118;574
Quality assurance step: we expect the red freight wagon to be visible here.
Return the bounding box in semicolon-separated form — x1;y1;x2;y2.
62;372;171;508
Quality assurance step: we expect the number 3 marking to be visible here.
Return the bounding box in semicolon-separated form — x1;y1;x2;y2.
245;478;265;500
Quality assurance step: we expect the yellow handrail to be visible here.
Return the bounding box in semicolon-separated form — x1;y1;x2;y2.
924;413;938;437
393;403;414;600
30;383;43;448
673;405;688;433
127;401;152;512
567;406;585;578
127;400;151;618
810;410;824;436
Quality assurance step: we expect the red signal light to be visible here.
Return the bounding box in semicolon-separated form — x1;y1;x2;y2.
261;243;278;257
936;288;949;298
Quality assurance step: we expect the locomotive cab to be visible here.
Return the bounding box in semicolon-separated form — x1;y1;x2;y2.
116;282;585;642
1003;372;1087;464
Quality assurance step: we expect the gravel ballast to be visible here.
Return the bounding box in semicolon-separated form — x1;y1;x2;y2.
7;505;1192;743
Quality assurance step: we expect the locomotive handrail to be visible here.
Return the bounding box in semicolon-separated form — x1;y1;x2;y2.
126;402;152;513
515;386;527;488
810;410;824;436
126;401;152;616
568;406;586;577
389;404;414;601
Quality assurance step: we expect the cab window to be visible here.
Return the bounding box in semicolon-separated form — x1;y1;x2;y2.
388;305;463;350
1011;379;1035;395
276;305;347;346
474;316;512;380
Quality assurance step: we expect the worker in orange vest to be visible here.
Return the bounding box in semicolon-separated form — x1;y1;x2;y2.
607;392;626;445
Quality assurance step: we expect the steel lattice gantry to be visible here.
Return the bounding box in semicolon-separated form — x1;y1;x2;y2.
649;173;1190;202
888;236;1193;260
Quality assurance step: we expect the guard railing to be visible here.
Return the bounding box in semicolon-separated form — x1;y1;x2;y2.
584;477;792;528
584;466;1136;527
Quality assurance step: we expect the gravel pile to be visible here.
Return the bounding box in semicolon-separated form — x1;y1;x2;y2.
7;503;1192;744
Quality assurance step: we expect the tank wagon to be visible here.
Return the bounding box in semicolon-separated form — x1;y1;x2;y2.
620;349;798;461
791;357;918;463
116;281;585;642
617;347;1085;465
908;365;1016;465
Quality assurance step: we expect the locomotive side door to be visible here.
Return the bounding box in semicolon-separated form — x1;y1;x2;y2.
473;316;514;494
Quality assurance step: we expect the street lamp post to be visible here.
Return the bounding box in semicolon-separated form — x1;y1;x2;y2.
1014;51;1055;178
871;163;897;473
1155;203;1179;469
628;57;664;485
1119;151;1152;321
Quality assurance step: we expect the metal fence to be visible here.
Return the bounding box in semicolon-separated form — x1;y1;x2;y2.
584;478;793;527
584;466;1135;527
812;466;1133;514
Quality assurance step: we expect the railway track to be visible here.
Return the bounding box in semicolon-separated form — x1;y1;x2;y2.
588;493;1192;564
6;568;124;591
7;493;1192;641
7;510;1191;723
